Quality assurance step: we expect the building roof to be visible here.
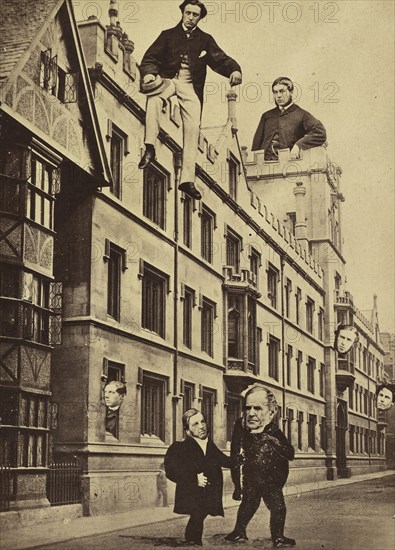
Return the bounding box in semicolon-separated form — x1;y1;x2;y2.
0;0;61;84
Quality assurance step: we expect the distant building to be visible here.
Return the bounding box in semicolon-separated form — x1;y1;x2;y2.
0;0;387;516
381;332;395;382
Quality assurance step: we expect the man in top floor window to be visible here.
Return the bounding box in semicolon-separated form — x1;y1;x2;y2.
139;0;242;200
252;77;327;161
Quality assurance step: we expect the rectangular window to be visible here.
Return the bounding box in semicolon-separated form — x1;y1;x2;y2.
142;264;168;338
228;154;239;201
268;335;280;381
286;345;293;386
110;128;123;198
349;425;355;452
227;395;242;442
201;206;215;263
141;374;165;441
286;408;294;445
143;165;166;228
318;308;324;341
183;196;193;248
319;363;325;397
103;358;125;383
107;243;122;320
306;297;315;334
297;411;303;450
295;287;301;325
226;230;241;273
183;382;194;413
287;212;296;235
227;294;242;359
183;287;194;349
285;278;292;318
201;297;215;357
308;414;317;450
247;297;257;366
296;350;302;390
267;264;278;309
249;248;260;287
27;156;55;230
307;356;315;393
202;388;215;436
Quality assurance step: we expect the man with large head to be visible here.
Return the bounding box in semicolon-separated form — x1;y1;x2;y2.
252;76;327;161
226;385;296;547
139;0;242;200
164;408;233;545
376;384;395;411
334;324;359;355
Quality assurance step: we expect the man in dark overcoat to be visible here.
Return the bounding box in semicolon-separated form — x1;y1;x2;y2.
252;76;327;161
139;0;242;200
225;385;296;548
165;408;231;545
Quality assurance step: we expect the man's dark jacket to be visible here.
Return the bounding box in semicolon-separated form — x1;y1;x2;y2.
165;436;230;516
231;418;294;490
139;22;241;105
251;103;327;154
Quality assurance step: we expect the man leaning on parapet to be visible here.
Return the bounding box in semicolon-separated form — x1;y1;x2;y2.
138;0;242;200
252;77;327;161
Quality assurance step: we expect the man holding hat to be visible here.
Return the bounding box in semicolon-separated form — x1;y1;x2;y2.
252;76;327;161
139;0;242;200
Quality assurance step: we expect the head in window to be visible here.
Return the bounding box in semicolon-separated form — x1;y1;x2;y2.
334;324;359;355
376;384;395;411
104;381;126;410
243;385;278;432
183;408;208;440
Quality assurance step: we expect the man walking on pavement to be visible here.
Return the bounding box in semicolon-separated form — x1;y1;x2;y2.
139;0;242;200
225;385;296;547
165;408;239;546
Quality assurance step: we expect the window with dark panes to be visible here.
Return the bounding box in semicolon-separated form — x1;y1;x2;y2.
228;294;242;358
318;308;324;341
319;363;325;397
110;129;123;198
142;266;167;338
201;206;214;263
107;244;122;321
183;195;193;248
183;287;193;349
306;297;315;334
308;414;316;450
183;382;194;413
320;417;327;451
307;356;315;393
201;298;215;357
27;156;55;230
228;154;239;201
141;374;165;440
202;388;215;436
250;248;260;287
296;350;302;390
143;165;166;228
285;278;292;318
268;335;280;381
267;264;278;308
286;345;293;386
226;231;241;272
286;408;294;445
295;287;301;325
247;297;257;365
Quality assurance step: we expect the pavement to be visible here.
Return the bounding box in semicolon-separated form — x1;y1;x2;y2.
1;470;394;550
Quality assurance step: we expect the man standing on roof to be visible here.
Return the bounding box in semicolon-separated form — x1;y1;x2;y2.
252;77;327;161
138;0;242;200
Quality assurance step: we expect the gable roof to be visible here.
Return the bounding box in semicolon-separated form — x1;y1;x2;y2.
0;0;111;186
0;0;60;84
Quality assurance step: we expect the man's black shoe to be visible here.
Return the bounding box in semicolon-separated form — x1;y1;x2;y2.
138;145;156;169
225;530;248;542
272;536;296;547
178;181;202;200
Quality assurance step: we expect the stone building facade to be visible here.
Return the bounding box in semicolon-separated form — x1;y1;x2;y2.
0;0;387;516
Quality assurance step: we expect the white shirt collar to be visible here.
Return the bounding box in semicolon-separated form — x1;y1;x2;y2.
280;101;294;112
193;437;208;455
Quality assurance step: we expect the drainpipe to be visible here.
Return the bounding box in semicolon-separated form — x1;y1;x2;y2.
280;255;286;425
172;151;182;442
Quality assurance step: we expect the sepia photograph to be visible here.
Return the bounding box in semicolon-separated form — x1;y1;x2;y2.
0;1;394;549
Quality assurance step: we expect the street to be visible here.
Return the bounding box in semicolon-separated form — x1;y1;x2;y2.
33;476;394;550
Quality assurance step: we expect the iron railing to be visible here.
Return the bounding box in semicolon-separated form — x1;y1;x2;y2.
46;460;82;506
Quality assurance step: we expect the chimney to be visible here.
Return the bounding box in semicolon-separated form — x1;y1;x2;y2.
293;181;308;250
109;0;118;26
373;294;378;310
226;90;238;134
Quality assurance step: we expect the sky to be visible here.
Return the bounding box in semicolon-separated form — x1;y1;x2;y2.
73;0;394;333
